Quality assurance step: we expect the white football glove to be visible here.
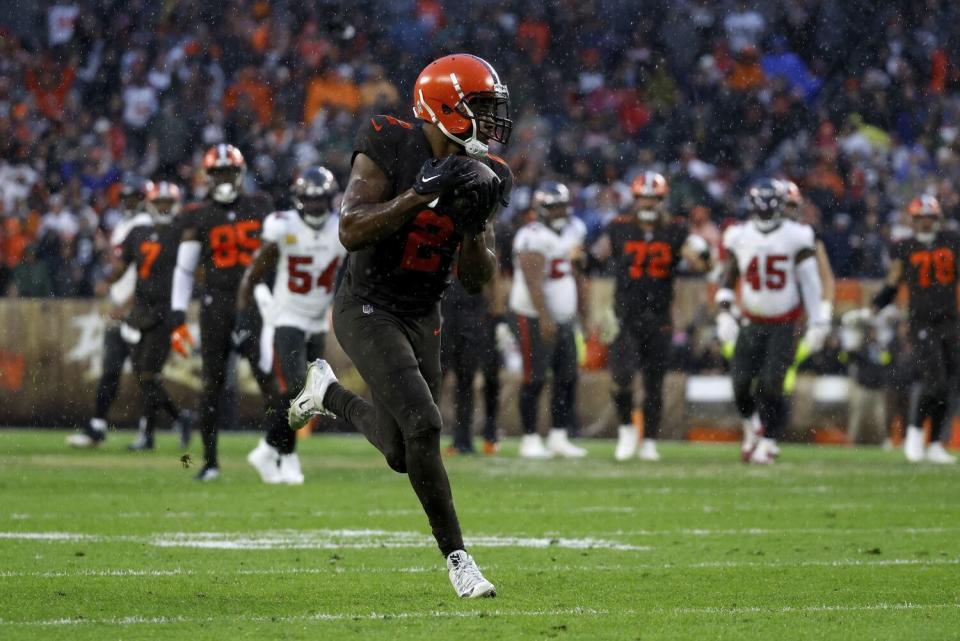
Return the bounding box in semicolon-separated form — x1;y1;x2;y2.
716;310;740;344
803;321;830;353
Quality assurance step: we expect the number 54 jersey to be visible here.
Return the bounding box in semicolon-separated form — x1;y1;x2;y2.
722;220;816;322
262;210;347;334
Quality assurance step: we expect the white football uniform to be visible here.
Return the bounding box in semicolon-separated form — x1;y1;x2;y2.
722;219;816;322
509;220;578;324
108;212;152;305
261;210;347;335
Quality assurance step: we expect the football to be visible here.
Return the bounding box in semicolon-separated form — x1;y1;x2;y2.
440;158;500;235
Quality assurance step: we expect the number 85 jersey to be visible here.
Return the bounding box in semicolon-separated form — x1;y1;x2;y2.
723;219;815;322
262;210;347;334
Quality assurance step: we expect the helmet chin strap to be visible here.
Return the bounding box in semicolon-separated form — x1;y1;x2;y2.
303;211;331;228
418;89;488;158
637;209;659;222
916;231;936;244
212;183;238;204
754;217;781;232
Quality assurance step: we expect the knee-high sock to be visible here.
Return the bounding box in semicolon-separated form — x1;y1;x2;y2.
519;381;543;435
405;431;464;556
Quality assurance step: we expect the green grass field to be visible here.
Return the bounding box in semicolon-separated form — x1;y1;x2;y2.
0;430;958;640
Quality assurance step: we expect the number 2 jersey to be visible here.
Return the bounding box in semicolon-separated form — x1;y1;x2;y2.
180;193;275;296
261;209;347;334
119;223;181;330
722;219;816;322
344;114;513;315
605;217;689;323
892;231;960;326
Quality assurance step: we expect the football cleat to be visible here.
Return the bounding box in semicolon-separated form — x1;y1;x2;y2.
67;420;107;448
638;438;660;462
447;550;496;598
547;428;587;458
749;438;776;465
127;422;154;451
519;433;553;459
278;453;305;485
288;359;338;430
483;439;500;456
247;439;283;484
614;424;639;461
903;425;925;463
740;413;762;462
194;464;220;482
926;442;956;465
173;409;195;450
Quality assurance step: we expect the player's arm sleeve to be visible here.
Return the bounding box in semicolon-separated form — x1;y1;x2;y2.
796;254;824;323
171;240;200;313
260;213;285;244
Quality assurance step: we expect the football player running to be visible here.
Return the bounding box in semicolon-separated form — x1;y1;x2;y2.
105;181;187;451
870;196;957;464
286;54;511;598
509;181;588;459
716;180;829;464
592;172;710;462
170;144;289;481
237;166;347;484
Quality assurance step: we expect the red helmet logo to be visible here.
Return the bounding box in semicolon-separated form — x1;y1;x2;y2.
908;195;942;218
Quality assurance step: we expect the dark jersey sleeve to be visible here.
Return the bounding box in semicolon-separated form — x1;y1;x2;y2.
352;115;412;180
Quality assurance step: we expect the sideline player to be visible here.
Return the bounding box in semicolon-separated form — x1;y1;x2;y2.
871;196;957;464
287;54;511;597
170;144;288;481
106;182;187;450
509;181;587;459
715;180;829;464
237;166;347;483
592;172;710;461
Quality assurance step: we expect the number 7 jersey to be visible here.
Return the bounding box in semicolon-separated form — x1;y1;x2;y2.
262;210;347;333
892;231;960;325
722;219;816;322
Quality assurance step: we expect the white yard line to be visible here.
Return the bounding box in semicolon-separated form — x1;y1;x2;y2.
2;557;957;580
0;607;607;627
2;603;957;627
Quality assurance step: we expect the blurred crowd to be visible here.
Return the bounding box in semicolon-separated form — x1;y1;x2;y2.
1;0;959;302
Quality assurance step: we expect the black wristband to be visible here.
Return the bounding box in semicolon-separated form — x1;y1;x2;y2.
872;284;897;309
170;310;186;328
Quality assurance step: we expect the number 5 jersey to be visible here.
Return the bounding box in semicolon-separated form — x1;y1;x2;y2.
261;209;347;334
722;219;816;322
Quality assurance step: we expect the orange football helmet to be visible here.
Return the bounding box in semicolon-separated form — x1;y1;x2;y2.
631;171;668;222
203;143;246;203
412;54;512;158
908;195;942;218
144;180;182;223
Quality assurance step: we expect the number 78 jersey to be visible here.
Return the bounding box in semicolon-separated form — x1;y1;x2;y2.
262;210;347;334
722;219;816;322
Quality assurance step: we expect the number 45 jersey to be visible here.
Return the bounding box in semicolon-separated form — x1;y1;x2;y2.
722;219;816;322
262;209;347;334
344;114;513;315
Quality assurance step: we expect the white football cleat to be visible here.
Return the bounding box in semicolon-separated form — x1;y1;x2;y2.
547;428;587;458
288;359;338;430
279;452;305;484
67;419;107;448
447;550;496;598
926;442;957;465
519;433;553;459
638;438;660;461
247;439;283;484
740;413;761;462
749;438;776;465
194;465;220;482
903;425;925;463
614;425;638;461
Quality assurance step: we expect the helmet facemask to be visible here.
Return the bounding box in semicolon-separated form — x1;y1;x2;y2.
208;166;244;204
419;84;512;158
147;198;179;225
634;195;664;223
913;216;940;244
295;194;334;230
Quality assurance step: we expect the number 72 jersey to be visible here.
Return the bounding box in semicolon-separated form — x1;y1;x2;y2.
722;219;816;322
262;210;347;333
